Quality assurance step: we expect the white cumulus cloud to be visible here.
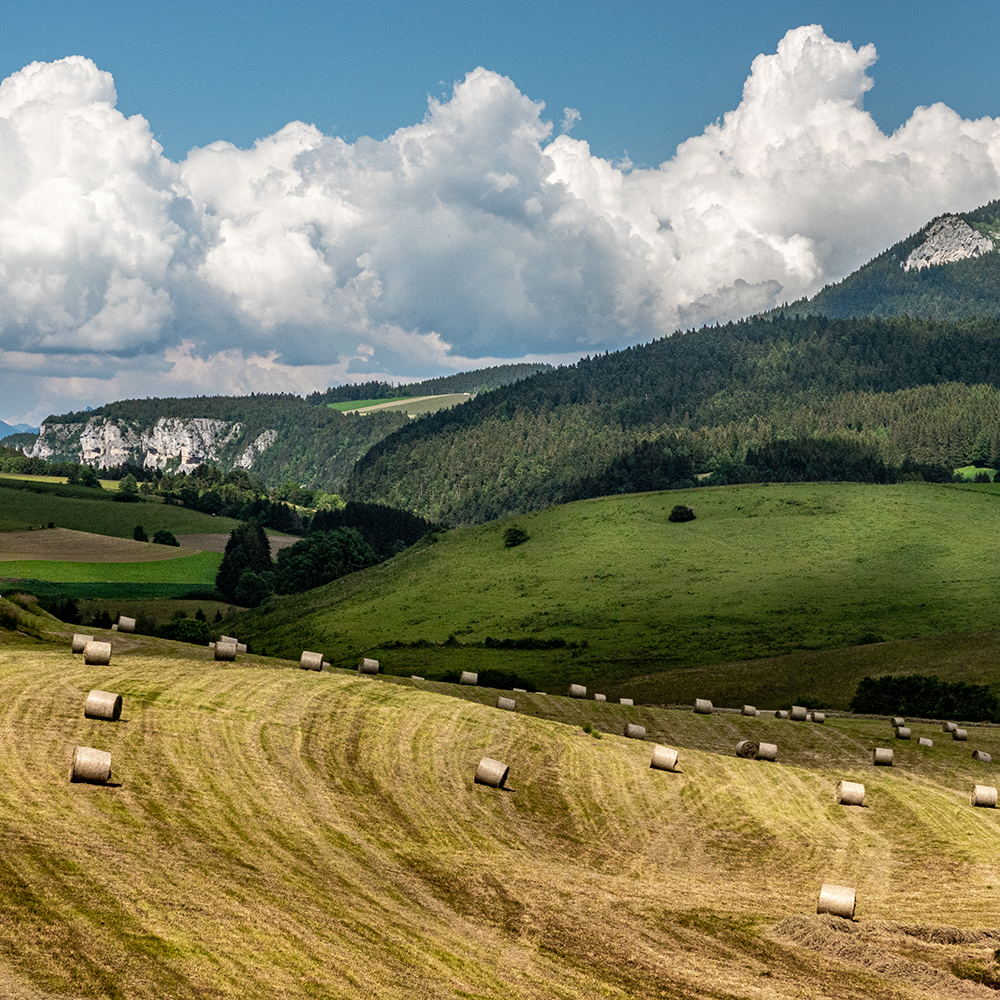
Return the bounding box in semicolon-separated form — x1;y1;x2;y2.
5;25;1000;424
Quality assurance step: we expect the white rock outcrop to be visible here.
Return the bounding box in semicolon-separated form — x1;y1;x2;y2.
902;216;994;271
235;429;278;469
27;416;274;474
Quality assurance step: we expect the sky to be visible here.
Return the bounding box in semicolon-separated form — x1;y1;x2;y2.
3;1;1000;425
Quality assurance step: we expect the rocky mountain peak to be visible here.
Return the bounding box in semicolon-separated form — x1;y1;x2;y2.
902;215;994;271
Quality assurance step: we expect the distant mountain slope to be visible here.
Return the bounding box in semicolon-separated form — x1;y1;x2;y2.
348;312;1000;522
0;421;38;441
783;200;1000;320
16;364;548;489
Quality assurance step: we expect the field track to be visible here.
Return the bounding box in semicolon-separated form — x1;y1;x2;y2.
3;629;1000;997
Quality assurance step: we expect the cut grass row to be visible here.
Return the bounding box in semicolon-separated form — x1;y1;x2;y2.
2;620;1000;998
235;481;1000;703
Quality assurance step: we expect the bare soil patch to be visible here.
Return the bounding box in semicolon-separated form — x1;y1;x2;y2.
174;533;299;558
0;528;200;563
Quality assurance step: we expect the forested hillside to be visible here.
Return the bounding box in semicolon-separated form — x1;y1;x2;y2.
784;200;1000;320
349;314;1000;522
305;362;553;404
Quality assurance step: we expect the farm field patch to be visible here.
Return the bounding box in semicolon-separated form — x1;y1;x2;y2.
0;528;202;562
335;393;472;416
0;549;221;584
1;618;999;999
0;477;242;536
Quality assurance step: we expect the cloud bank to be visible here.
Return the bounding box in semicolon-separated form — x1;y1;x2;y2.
4;24;1000;423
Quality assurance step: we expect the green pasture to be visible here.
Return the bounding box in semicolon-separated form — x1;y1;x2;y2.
235;481;1000;703
0;477;240;536
0;550;221;585
1;581;220;600
0;472;121;490
953;464;997;481
327;396;412;410
329;393;471;416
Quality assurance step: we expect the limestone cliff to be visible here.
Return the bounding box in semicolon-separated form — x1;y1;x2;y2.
26;416;274;474
902;216;994;271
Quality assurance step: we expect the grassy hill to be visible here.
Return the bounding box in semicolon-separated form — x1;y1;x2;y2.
0;476;243;537
232;481;1000;707
3;604;1000;998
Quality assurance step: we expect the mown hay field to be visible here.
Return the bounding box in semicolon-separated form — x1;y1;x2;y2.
4;623;1000;999
237;481;1000;700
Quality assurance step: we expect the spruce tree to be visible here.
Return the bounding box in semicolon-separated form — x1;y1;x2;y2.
216;521;273;601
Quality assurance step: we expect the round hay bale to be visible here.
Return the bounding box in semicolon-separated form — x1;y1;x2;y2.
358;658;379;675
619;698;634;706
817;883;856;920
789;705;807;721
474;757;509;788
322;661;330;668
70;746;112;785
214;641;237;662
496;696;516;712
411;675;424;681
693;698;713;715
918;736;933;747
894;726;911;740
117;616;135;633
569;683;587;698
593;693;606;702
943;722;958;733
299;651;323;671
84;690;122;722
460;671;478;686
235;643;247;653
891;716;905;728
83;641;111;667
220;635;237;643
953;728;969;741
775;710;789;719
650;745;679;771
513;688;526;693
872;747;894;766
624;723;646;739
973;750;993;763
811;711;826;724
972;784;998;808
71;633;92;654
835;780;865;806
735;740;759;759
757;742;778;761
742;705;757;717
209;642;215;649
111;624;118;631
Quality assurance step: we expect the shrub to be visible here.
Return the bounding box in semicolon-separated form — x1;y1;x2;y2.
504;526;529;548
851;674;1000;722
133;525;148;542
668;505;695;522
152;529;179;546
112;473;142;502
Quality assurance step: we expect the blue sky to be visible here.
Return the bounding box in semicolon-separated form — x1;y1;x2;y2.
3;2;1000;424
5;1;998;167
